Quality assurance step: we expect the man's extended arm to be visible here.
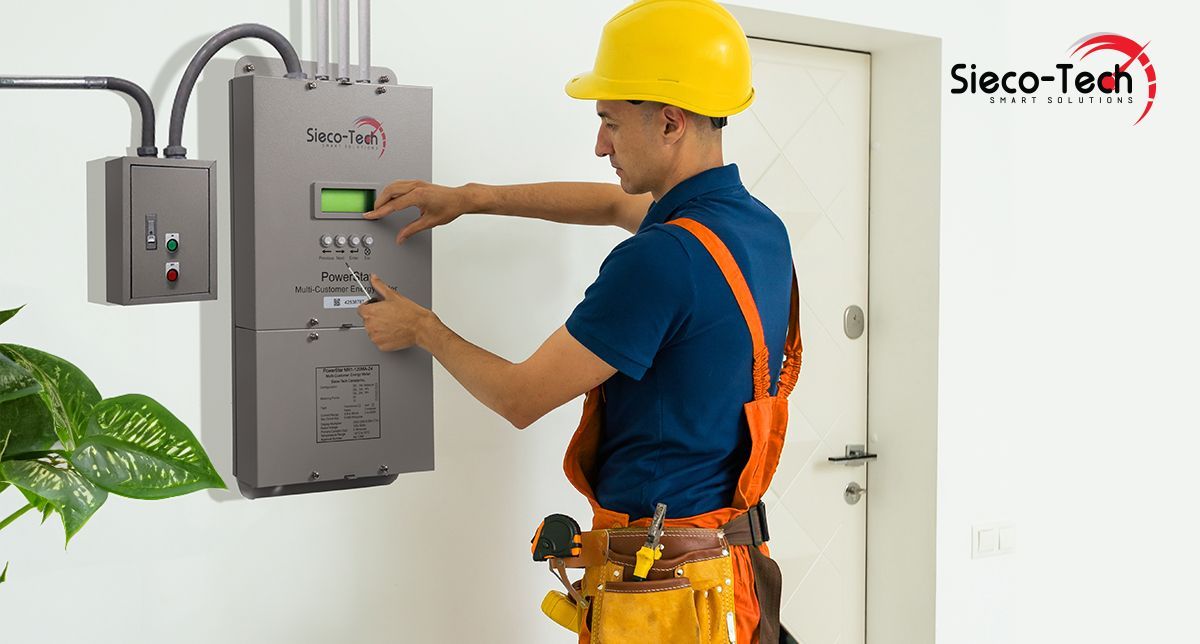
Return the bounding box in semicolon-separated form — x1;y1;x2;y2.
419;321;615;430
466;182;653;233
365;180;653;240
359;275;616;430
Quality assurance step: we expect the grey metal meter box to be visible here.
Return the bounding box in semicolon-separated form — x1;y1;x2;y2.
104;156;217;304
229;56;433;498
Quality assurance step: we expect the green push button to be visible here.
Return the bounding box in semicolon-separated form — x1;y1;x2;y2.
166;238;178;252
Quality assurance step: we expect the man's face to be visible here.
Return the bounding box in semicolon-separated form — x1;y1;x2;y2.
594;100;661;194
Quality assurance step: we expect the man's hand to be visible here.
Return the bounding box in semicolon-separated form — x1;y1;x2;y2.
364;180;475;244
357;274;434;351
355;272;615;428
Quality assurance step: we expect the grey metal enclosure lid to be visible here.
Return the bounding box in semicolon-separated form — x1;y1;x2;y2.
104;156;217;305
230;56;434;498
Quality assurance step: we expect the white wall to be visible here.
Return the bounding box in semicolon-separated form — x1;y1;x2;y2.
0;1;1194;642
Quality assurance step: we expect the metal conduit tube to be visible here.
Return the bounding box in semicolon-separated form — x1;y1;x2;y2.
357;0;370;82
317;0;330;80
337;0;351;83
0;75;158;157
166;23;305;159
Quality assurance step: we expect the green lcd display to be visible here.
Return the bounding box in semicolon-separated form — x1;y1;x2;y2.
321;188;376;213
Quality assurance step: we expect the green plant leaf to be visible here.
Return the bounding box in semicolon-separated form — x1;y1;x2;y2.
1;561;8;584
0;456;107;544
0;394;57;456
0;345;100;451
71;394;225;499
0;305;23;327
0;353;40;405
18;486;51;512
6;484;55;526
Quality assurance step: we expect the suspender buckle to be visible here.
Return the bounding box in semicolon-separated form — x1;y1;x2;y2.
747;500;770;546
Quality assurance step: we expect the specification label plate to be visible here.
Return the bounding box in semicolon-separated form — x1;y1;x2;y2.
316;365;381;443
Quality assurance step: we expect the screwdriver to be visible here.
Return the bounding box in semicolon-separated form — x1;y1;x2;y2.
345;261;382;304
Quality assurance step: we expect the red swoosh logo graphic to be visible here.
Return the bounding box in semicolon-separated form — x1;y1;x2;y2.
1069;33;1155;125
355;116;387;158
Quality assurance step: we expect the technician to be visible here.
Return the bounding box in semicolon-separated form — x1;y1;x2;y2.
358;1;801;642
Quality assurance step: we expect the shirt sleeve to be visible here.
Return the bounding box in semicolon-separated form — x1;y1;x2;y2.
565;227;693;381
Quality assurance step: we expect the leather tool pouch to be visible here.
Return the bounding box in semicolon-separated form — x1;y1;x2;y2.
577;527;739;644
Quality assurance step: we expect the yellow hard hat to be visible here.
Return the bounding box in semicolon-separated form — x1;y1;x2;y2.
565;0;755;117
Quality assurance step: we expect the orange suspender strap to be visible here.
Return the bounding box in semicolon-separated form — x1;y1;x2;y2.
667;217;803;401
777;272;803;399
666;218;772;400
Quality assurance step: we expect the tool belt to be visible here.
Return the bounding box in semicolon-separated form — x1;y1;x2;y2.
540;502;781;644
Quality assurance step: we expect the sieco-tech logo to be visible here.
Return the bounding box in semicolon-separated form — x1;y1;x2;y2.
305;116;389;157
950;33;1156;125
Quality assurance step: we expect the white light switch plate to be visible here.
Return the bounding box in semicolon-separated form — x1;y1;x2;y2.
972;522;1016;558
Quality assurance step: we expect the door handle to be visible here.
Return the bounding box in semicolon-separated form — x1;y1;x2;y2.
827;444;877;467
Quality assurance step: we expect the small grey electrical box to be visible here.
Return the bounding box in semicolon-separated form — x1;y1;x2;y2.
105;156;217;304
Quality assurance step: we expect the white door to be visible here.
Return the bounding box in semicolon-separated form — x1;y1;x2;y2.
724;38;871;644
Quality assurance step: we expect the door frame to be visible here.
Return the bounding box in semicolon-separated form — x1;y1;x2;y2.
726;6;943;644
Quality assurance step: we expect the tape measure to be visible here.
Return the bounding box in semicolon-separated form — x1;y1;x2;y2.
531;513;582;561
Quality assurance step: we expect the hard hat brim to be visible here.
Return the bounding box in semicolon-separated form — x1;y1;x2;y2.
565;71;754;118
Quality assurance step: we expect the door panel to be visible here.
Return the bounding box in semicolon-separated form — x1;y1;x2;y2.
725;38;871;644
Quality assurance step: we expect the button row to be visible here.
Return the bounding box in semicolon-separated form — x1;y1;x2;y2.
319;234;375;248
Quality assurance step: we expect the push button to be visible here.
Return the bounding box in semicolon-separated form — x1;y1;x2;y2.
165;261;180;283
349;235;361;247
320;234;334;248
334;235;347;248
165;233;180;253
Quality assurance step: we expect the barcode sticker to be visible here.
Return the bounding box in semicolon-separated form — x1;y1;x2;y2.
323;295;369;309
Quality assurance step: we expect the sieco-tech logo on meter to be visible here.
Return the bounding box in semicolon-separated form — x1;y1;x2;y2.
949;33;1156;125
305;116;388;157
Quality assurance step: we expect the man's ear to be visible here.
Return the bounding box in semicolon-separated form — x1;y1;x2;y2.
661;104;687;143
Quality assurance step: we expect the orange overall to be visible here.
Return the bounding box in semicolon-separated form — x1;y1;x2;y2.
562;217;803;643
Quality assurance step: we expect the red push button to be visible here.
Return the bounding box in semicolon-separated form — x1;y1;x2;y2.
166;268;179;282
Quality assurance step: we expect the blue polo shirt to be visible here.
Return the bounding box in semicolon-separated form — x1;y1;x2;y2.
565;163;792;521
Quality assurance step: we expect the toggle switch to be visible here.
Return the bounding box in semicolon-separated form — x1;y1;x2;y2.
145;214;158;250
165;261;180;283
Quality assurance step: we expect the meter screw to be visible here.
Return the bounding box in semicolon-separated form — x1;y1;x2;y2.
378;75;390;84
375;86;387;95
306;81;317;90
243;63;255;73
307;318;319;327
310;471;320;480
307;332;319;342
379;465;389;474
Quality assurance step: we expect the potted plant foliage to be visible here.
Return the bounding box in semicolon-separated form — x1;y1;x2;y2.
0;305;223;583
